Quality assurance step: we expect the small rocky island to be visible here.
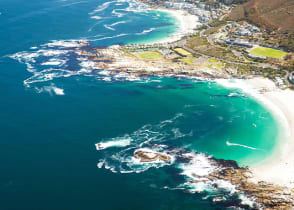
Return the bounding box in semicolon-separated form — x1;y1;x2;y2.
134;149;172;163
133;148;294;209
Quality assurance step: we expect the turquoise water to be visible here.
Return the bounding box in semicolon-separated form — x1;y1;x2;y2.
0;0;278;209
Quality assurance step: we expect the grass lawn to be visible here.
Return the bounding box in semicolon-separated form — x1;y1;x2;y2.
137;51;163;60
181;59;193;64
250;47;287;59
174;48;191;57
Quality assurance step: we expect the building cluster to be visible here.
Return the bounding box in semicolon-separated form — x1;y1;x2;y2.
212;22;263;49
225;22;260;37
247;52;266;60
163;0;230;22
275;77;287;89
225;38;252;48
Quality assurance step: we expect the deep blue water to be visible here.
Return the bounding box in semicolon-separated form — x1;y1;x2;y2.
0;0;278;209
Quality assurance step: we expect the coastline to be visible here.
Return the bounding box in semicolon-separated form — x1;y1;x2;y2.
248;78;294;188
135;0;294;190
152;9;200;44
140;7;200;45
217;77;294;188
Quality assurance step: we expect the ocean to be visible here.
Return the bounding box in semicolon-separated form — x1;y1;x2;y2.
0;0;278;209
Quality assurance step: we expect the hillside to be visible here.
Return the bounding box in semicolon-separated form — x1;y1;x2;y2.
228;0;294;33
226;0;294;51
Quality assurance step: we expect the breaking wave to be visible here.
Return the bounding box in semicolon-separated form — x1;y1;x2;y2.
95;136;132;151
94;113;256;208
104;24;115;31
226;141;260;150
89;1;116;15
8;39;91;87
35;83;65;95
136;27;155;35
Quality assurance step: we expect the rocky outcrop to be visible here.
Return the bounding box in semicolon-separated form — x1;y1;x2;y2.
134;150;172;163
199;158;294;209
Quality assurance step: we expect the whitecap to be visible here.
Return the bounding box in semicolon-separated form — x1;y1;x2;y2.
101;77;112;82
110;20;127;27
90;15;102;20
97;159;105;168
44;40;88;48
89;1;116;15
41;58;66;66
112;9;125;18
104;24;115;31
95;137;132;151
136;28;155;35
239;194;256;208
91;33;127;41
36;84;65;95
179;152;217;178
226;141;260;150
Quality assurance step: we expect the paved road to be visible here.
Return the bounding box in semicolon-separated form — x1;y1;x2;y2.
182;45;280;69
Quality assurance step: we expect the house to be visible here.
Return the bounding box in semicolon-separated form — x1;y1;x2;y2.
236;29;252;36
226;38;252;48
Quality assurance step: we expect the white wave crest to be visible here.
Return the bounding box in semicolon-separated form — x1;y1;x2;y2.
41;58;66;66
89;1;116;15
112;9;125;18
95;137;132;151
90;15;102;20
226;141;259;150
91;33;128;41
179;152;216;178
136;28;155;35
36;84;65;95
110;20;127;27
104;24;115;31
44;40;88;48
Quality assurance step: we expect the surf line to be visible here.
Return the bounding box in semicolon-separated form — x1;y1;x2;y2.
226;140;262;151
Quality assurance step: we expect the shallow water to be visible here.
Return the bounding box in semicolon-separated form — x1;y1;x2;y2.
0;0;278;209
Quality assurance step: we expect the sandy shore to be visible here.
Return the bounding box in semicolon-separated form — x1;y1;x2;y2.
218;77;294;188
247;78;294;188
147;8;200;44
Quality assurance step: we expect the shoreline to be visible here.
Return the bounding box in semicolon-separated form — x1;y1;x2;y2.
248;78;294;188
217;77;294;189
134;0;294;190
134;3;200;45
148;9;200;44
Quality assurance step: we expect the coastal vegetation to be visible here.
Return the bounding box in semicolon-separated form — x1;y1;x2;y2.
180;59;193;64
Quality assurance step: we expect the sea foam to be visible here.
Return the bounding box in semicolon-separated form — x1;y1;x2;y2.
95;137;132;151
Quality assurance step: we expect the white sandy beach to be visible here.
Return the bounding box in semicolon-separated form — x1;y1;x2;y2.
218;77;294;188
149;8;200;44
247;78;294;188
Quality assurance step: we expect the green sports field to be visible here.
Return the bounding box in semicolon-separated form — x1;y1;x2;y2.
137;51;163;60
250;47;287;59
174;48;191;57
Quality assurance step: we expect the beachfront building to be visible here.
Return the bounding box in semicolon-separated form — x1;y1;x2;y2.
236;29;252;36
163;0;227;23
